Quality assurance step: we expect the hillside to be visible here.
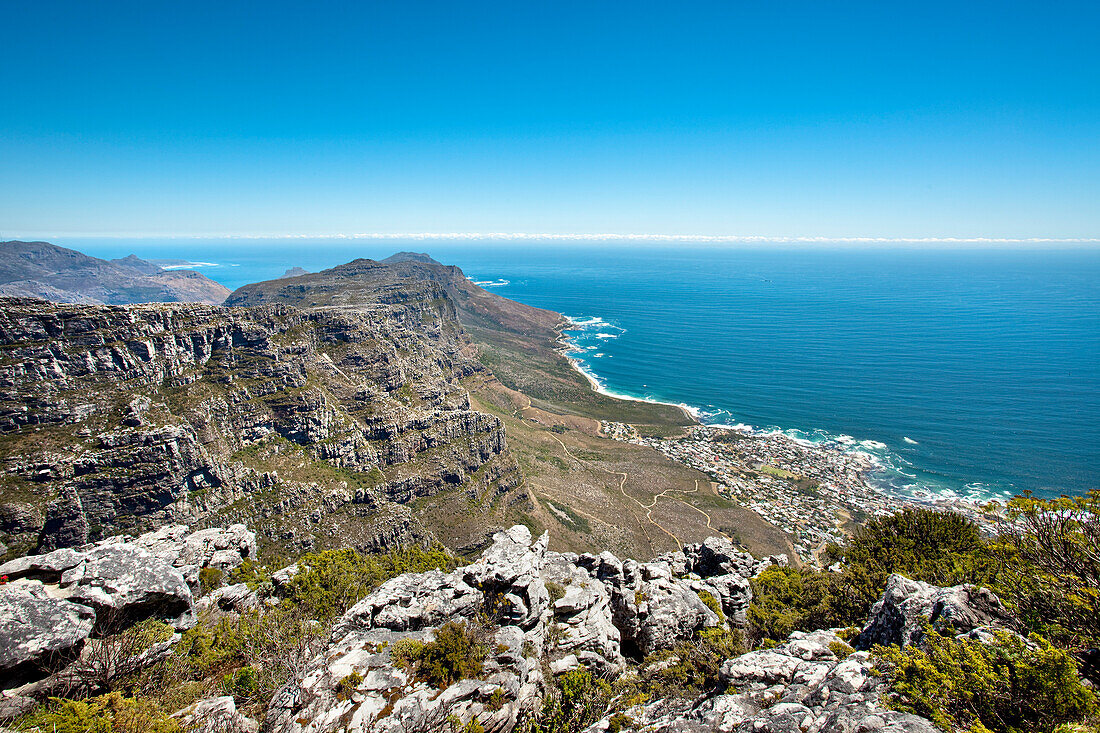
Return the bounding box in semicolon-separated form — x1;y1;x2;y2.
0;241;230;305
227;256;790;560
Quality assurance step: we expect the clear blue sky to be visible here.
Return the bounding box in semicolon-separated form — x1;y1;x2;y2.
2;1;1098;240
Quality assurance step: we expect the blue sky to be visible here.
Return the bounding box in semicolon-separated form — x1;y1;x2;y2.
2;1;1098;240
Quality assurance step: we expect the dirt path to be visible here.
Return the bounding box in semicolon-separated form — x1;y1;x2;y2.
549;434;688;549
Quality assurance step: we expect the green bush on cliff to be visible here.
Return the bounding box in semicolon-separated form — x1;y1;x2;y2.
389;621;489;688
526;665;612;733
750;508;996;642
875;629;1096;733
995;490;1100;650
285;543;458;621
16;692;181;733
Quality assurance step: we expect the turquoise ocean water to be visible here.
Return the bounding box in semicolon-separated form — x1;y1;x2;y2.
66;239;1100;503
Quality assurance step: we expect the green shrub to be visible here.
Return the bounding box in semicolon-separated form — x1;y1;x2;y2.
285;544;457;621
546;581;566;604
335;671;362;701
198;566;224;593
875;629;1096;733
749;566;843;641
222;664;259;701
696;590;725;622
996;490;1100;650
750;508;997;643
631;626;745;697
16;693;181;733
608;712;634;733
390;622;489;688
528;666;612;733
228;558;271;590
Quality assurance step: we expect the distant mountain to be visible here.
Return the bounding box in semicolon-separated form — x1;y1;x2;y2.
380;251;439;265
0;241;230;305
226;255;561;337
280;266;310;278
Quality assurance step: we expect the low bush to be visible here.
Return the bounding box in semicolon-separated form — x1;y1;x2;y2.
15;692;181;733
390;621;489;688
526;666;612;733
875;629;1097;733
198;566;224;593
284;544;458;621
750;508;996;643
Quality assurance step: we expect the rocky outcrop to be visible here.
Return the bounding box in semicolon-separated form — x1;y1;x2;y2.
174;696;259;733
266;527;551;733
0;524;253;687
266;526;767;732
0;582;97;687
585;629;936;733
855;573;1013;649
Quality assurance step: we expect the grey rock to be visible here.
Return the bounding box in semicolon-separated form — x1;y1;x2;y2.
334;569;482;636
588;628;935;733
174;695;259;733
462;525;550;629
66;543;195;631
0;580;96;686
856;574;1012;649
197;583;260;614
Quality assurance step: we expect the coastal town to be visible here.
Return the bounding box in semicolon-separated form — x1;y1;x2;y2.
600;421;995;563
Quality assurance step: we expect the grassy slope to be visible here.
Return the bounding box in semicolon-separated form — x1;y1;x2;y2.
454;287;792;559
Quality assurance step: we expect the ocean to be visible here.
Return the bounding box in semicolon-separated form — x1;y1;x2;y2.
66;238;1100;502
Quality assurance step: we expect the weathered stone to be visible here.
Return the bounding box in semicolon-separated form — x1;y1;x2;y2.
856;574;1012;649
66;544;194;631
462;525;550;630
174;695;258;733
0;580;96;687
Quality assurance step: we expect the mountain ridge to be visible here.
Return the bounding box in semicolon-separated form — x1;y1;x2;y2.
0;240;230;305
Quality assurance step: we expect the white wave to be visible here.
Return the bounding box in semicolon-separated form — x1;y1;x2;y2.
859;440;888;450
473;279;509;287
161;261;220;269
595;333;619;339
903;437;919;445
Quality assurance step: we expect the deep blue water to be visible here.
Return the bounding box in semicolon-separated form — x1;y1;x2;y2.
66;238;1100;501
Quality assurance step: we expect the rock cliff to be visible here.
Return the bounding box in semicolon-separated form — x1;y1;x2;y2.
0;288;522;557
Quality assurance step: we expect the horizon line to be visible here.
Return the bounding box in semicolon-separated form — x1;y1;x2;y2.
7;232;1100;245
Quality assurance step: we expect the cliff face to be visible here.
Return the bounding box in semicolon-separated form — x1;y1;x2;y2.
0;290;522;558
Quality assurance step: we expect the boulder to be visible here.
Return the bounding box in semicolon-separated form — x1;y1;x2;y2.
0;581;96;687
462;525;550;629
132;523;257;589
174;695;259;733
65;543;194;631
197;583;260;615
682;536;756;578
333;569;482;636
586;628;936;733
542;552;623;675
856;574;1012;649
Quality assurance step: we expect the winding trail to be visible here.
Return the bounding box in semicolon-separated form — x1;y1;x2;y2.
550;434;692;550
509;388;728;549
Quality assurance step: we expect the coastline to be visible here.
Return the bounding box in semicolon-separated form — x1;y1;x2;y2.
555;316;701;425
554;314;1001;558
